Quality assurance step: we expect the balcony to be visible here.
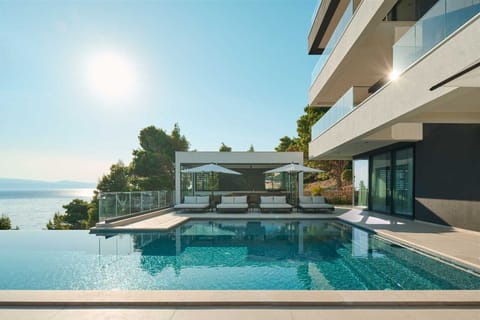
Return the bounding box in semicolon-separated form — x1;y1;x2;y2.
311;0;354;83
311;87;369;140
393;0;480;73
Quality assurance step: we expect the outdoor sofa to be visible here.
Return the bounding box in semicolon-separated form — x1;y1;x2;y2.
174;196;210;212
259;196;292;213
298;196;335;212
216;195;249;213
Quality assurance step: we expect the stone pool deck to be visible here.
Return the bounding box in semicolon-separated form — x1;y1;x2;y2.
2;207;479;319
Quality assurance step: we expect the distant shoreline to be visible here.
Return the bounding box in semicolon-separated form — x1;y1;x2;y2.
0;178;95;190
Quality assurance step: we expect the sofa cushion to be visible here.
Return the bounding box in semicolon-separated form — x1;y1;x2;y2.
273;196;287;204
299;196;312;204
196;196;210;204
184;196;196;204
312;196;326;204
221;196;234;204
260;196;274;204
234;196;247;204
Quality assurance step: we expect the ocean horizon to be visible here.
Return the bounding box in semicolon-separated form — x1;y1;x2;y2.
0;189;95;230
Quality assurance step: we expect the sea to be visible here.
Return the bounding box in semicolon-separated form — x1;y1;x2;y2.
0;189;95;230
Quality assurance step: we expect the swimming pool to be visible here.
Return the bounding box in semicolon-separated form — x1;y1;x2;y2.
0;219;479;290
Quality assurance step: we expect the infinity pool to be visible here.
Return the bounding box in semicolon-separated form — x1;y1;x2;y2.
0;220;479;290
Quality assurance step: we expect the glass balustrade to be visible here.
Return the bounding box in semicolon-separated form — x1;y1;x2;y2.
311;0;354;84
98;190;174;221
311;87;355;140
393;0;480;73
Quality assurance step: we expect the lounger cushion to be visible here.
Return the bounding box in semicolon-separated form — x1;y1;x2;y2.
184;196;196;204
196;196;209;204
312;196;326;204
221;196;234;204
273;196;287;204
299;196;312;204
234;196;247;204
260;196;274;204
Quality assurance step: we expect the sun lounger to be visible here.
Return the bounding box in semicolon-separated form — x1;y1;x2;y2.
174;196;210;212
298;196;335;212
259;196;292;213
216;196;249;213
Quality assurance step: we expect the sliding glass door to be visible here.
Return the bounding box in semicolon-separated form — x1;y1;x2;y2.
393;148;414;216
369;147;414;217
371;152;392;213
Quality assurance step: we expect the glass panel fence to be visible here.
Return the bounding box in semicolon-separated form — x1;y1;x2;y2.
98;190;174;222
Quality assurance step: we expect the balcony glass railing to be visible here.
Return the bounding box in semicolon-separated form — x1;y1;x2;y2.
311;0;354;84
311;87;355;140
393;0;480;73
98;190;174;221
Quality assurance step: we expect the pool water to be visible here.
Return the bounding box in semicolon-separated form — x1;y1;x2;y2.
0;220;479;290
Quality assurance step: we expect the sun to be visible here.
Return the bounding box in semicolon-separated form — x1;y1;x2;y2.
86;51;137;102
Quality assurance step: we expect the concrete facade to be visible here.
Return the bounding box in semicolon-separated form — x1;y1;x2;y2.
415;124;480;231
307;1;480;230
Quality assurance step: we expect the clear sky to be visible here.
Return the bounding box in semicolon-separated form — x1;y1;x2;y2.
0;0;318;183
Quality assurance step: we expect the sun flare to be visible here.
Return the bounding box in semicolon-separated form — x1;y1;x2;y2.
86;51;137;102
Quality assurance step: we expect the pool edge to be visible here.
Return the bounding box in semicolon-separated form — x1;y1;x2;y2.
0;290;479;307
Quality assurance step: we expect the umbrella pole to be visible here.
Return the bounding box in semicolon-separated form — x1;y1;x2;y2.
193;173;196;196
210;172;214;211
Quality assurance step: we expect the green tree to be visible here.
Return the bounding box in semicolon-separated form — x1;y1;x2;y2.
296;106;328;156
46;212;68;230
276;105;351;189
87;195;99;228
131;124;189;190
248;144;255;152
0;214;12;230
63;199;90;229
46;199;90;230
275;136;300;152
97;161;131;192
219;142;232;152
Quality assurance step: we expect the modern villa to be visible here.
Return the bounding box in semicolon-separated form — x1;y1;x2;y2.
308;0;480;231
1;1;480;319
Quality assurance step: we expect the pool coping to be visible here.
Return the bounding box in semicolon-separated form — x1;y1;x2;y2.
0;290;479;307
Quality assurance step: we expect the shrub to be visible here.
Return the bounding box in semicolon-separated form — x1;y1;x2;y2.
311;185;323;196
322;186;353;204
0;214;12;230
342;169;352;183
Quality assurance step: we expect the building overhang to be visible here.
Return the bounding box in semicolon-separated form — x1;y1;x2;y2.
308;0;349;55
309;15;480;160
309;0;410;105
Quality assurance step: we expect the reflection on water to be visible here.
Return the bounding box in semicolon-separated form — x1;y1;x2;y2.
93;220;480;290
0;221;479;290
